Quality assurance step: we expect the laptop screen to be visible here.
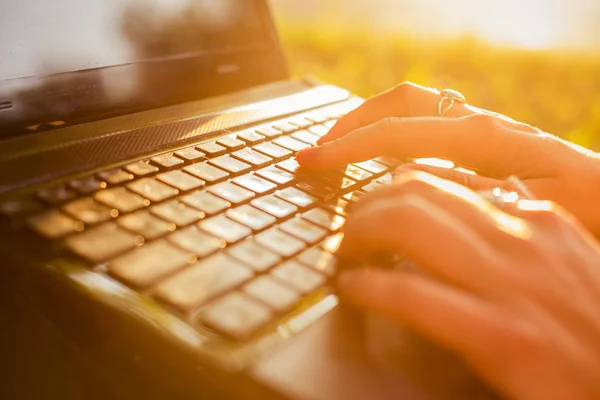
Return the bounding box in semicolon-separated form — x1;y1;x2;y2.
0;0;287;137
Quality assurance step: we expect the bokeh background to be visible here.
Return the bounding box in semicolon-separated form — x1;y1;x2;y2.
270;0;600;150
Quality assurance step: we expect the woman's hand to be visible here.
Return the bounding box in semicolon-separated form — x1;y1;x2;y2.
336;171;600;400
296;82;600;236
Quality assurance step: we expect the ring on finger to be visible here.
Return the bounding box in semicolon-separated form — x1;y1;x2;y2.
437;89;467;116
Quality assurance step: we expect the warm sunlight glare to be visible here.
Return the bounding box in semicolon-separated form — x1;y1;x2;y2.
466;0;560;49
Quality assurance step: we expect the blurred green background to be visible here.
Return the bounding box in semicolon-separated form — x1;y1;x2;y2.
270;0;600;150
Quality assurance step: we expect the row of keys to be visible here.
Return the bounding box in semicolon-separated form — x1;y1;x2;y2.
3;115;342;218
3;98;363;214
22;160;379;242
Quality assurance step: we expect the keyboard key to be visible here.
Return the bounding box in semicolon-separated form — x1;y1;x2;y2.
184;162;229;183
0;197;43;218
255;166;294;185
151;153;184;168
322;175;356;191
276;158;301;174
251;195;298;219
227;204;276;231
323;120;337;129
279;218;327;244
199;292;272;340
231;148;273;167
227;239;282;272
108;241;193;288
180;191;230;215
62;198;117;225
354;160;388;174
292;130;320;145
297;248;336;277
151;200;204;227
343;165;373;182
255;228;305;257
217;136;245;150
208;155;251;175
275;187;316;208
273;136;311;152
307;124;330;137
272;121;296;133
243;276;300;312
199;215;252;243
36;185;77;205
197;141;227;157
288;116;313;128
375;156;402;168
271;261;326;295
324;198;349;216
320;233;344;253
126;178;179;203
236;130;265;144
94;188;149;213
175;147;205;161
295;180;337;201
168;227;225;257
156;170;205;191
378;172;393;185
343;190;367;203
253;142;292;160
255;125;283;138
361;181;384;193
117;210;175;240
154;253;253;312
302;208;346;231
208;182;254;204
233;174;276;194
124;160;159;176
26;211;83;239
68;177;106;195
65;223;141;263
305;111;328;124
97;168;134;185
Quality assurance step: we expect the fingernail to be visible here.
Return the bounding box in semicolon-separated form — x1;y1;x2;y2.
316;136;327;145
296;146;320;164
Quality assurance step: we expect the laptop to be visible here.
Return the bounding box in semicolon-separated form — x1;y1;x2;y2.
0;1;496;399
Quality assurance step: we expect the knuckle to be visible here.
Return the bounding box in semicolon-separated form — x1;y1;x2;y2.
393;81;418;96
376;117;400;135
466;113;500;132
392;82;419;113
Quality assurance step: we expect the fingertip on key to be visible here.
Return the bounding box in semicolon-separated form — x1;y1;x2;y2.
296;146;320;166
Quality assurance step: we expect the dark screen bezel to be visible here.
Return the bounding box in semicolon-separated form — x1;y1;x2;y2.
0;0;289;138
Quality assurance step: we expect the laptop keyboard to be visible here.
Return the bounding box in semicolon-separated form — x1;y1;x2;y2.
0;100;399;342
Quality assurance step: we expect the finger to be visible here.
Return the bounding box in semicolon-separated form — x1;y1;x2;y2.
337;268;511;364
320;83;538;145
393;163;514;192
338;182;513;293
348;170;511;230
298;114;555;179
320;82;475;144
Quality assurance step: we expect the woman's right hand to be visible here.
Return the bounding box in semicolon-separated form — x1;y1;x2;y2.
297;82;600;237
335;172;600;400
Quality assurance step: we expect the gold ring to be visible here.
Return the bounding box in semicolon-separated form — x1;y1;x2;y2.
437;89;466;116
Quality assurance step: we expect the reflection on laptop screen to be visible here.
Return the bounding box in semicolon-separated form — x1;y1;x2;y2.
1;0;264;80
0;0;281;135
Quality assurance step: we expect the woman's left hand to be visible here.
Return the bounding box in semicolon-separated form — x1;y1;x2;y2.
336;171;600;400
